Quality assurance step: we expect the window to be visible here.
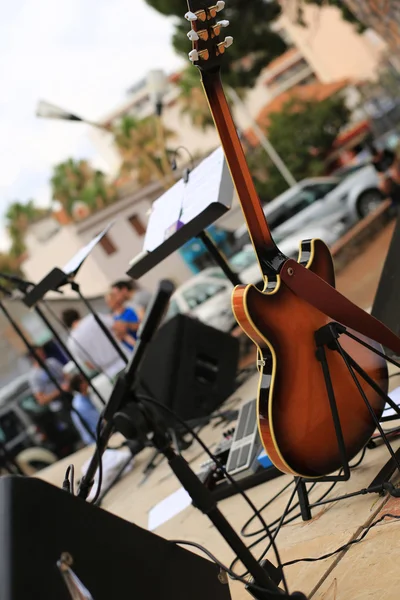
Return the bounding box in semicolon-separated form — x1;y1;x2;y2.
182;281;226;310
267;58;312;89
164;299;181;321
129;214;146;236
99;233;117;255
268;182;340;230
230;249;257;271
303;182;339;199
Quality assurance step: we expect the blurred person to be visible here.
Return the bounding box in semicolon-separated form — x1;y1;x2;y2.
28;345;69;409
111;280;151;321
370;143;400;208
28;346;76;448
61;308;129;379
105;288;139;352
69;374;99;445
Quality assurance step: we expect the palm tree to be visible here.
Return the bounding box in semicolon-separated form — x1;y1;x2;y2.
177;67;215;131
50;159;117;218
113;115;175;189
5;201;48;259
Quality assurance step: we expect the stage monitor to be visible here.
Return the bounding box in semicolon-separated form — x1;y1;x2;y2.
0;476;231;600
138;314;240;422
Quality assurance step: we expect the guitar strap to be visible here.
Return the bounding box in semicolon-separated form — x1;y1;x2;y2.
280;258;400;356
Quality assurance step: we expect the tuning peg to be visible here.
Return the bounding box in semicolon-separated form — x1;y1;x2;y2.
217;19;230;27
216;1;225;11
185;11;198;21
188;48;209;62
217;36;233;55
188;49;199;62
187;29;199;41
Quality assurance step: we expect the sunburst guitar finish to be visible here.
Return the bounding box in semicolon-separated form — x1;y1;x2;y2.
232;239;387;478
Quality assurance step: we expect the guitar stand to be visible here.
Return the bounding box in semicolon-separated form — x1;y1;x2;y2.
296;322;400;522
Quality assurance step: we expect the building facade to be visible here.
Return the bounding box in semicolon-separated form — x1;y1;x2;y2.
344;0;400;66
22;181;195;299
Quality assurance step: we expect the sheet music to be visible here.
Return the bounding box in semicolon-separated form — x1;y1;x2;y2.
62;222;114;276
144;147;232;253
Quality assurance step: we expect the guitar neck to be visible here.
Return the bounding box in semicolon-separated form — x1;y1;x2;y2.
201;70;277;260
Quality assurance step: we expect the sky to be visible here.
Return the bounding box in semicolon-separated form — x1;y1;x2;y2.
0;0;184;250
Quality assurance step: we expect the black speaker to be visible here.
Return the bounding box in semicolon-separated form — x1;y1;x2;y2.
371;212;400;358
138;314;240;421
0;476;231;600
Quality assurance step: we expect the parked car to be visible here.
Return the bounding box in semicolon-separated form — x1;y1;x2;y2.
234;166;383;249
0;373;81;472
208;223;345;286
164;223;344;332
164;273;235;332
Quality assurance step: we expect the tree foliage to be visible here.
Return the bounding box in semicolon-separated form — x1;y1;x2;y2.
248;94;351;202
0;253;23;286
50;159;117;218
113;115;175;187
5;201;48;259
145;0;287;127
177;67;215;131
147;0;286;88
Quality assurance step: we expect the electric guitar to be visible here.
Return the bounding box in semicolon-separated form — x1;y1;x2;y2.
184;0;400;477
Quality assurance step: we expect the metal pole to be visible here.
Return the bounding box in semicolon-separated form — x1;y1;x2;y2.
227;87;297;188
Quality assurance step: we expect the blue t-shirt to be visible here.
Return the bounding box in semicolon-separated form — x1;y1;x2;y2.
71;393;100;445
114;307;139;351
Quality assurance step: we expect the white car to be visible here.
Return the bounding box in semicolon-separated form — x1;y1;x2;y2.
209;223;345;288
234;165;382;247
164;273;235;332
164;223;344;332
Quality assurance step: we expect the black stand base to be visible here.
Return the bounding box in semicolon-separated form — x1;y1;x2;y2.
296;322;400;521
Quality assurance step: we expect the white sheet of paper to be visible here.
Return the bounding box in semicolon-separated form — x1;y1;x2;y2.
144;146;232;253
148;487;192;531
383;386;400;418
62;222;114;275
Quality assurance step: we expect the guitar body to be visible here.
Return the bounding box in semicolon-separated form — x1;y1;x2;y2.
232;239;388;478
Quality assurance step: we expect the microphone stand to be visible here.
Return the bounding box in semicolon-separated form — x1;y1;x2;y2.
0;273;106;407
76;279;307;600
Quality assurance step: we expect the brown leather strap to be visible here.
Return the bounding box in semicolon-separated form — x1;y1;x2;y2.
280;258;400;355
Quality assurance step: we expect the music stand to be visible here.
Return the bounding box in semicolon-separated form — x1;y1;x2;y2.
126;146;242;286
22;223;128;365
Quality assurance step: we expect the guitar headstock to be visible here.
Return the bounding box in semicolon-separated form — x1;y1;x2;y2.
185;0;233;71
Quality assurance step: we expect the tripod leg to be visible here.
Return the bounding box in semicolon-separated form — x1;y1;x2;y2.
296;478;312;521
343;329;400;370
315;345;351;480
335;342;400;474
341;349;400;417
